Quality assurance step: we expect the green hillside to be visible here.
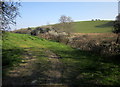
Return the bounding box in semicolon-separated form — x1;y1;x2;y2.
72;21;113;33
52;20;113;33
2;33;120;86
15;20;114;33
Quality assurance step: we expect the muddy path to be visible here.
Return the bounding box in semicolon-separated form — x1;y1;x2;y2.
3;47;64;86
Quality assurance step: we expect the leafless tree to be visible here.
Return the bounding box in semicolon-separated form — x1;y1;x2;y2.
59;15;73;23
58;15;73;33
0;0;21;31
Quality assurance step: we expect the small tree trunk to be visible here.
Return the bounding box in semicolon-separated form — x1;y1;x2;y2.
116;33;120;44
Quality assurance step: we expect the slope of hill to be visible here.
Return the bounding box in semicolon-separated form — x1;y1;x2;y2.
14;20;114;33
49;20;114;33
72;21;113;33
2;33;120;86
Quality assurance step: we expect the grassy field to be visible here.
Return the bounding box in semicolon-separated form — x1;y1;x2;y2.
71;21;113;33
51;20;114;33
2;33;120;86
15;20;114;33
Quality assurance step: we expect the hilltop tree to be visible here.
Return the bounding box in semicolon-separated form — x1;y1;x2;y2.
0;0;21;31
57;15;73;33
113;14;120;43
59;15;73;23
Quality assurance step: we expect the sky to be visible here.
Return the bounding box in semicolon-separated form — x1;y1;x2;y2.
14;0;118;2
13;2;118;30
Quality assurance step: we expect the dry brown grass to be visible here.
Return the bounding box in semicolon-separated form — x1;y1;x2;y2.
71;33;117;38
